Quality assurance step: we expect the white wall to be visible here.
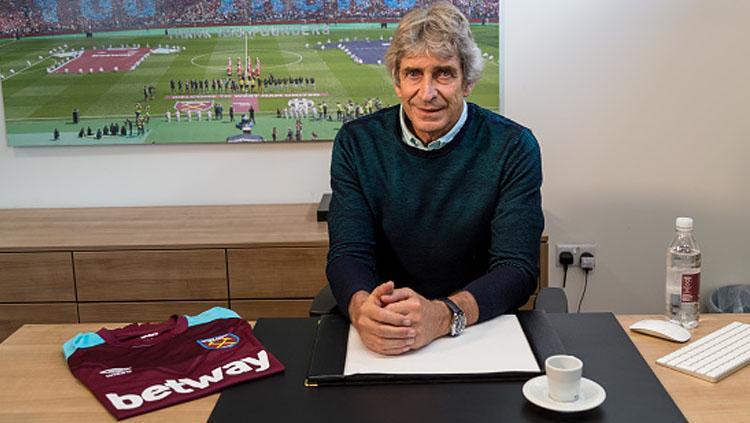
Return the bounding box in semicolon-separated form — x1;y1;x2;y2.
505;0;750;312
1;0;748;313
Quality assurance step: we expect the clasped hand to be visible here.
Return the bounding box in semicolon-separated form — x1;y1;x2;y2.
348;281;449;355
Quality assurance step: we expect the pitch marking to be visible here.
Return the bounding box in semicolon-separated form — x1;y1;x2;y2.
2;54;54;81
190;49;303;71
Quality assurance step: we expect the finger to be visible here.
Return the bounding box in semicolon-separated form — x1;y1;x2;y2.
379;288;413;304
367;336;416;351
384;299;420;316
376;347;411;355
370;281;395;303
367;305;412;326
373;324;417;339
379;345;412;355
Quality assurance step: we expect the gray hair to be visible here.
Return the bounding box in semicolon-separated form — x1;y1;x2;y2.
384;2;484;88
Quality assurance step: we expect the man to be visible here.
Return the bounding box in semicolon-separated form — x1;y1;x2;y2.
327;2;543;356
136;117;144;136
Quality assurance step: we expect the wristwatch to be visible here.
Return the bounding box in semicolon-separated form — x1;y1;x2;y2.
439;297;466;337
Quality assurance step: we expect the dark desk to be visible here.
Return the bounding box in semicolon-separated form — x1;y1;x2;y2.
210;313;684;422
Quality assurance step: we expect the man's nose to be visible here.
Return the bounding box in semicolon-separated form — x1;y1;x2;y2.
419;77;438;101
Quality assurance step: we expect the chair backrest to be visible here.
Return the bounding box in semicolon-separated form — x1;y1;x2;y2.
309;285;339;316
533;287;569;313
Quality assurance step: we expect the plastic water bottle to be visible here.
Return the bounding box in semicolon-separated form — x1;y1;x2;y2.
665;217;701;328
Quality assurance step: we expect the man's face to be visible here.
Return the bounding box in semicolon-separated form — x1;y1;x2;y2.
394;54;474;144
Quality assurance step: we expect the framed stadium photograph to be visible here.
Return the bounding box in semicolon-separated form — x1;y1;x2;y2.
0;0;500;146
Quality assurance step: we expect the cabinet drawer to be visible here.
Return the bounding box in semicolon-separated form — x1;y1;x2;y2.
0;303;78;342
228;247;327;298
78;301;229;323
231;300;313;320
75;250;227;301
0;253;75;302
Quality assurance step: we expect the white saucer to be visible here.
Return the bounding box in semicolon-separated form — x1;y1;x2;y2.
522;375;606;413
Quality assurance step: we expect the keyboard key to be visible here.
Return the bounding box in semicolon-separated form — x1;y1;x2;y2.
657;322;750;383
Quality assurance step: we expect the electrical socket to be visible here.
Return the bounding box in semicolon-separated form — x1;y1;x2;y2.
556;243;597;267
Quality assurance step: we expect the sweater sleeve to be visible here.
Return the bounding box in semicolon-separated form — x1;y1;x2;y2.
464;128;545;322
326;129;380;316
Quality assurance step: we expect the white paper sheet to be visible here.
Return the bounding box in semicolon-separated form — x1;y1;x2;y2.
343;314;540;375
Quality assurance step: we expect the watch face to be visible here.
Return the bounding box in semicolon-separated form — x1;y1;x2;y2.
452;313;467;336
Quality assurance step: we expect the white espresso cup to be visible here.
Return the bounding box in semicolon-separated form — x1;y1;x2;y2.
545;354;583;402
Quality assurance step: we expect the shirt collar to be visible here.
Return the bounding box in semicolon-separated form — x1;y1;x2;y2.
400;100;468;151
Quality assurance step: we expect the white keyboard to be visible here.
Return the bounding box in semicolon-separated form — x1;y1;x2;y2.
656;321;750;382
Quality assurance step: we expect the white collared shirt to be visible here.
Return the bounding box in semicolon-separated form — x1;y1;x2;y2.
400;100;468;151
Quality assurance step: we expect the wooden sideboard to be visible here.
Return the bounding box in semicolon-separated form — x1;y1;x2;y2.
0;204;328;341
0;203;548;341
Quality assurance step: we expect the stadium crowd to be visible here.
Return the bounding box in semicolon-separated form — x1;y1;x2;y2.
1;0;498;37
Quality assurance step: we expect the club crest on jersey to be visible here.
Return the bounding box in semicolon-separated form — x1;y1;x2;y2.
196;333;240;350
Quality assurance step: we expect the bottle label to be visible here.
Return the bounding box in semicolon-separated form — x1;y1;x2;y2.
681;272;700;303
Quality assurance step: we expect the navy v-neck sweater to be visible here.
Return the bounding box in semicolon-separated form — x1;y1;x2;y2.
326;103;544;322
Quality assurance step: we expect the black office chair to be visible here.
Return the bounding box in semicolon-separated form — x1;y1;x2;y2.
309;285;568;316
309;285;339;316
533;287;568;313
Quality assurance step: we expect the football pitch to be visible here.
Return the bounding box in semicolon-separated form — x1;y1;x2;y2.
0;23;500;147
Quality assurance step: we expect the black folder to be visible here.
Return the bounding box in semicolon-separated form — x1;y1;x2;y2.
305;310;566;386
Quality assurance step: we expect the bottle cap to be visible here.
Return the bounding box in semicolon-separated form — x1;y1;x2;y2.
675;217;693;230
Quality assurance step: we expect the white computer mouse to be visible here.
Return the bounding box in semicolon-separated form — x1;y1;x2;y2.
629;319;692;343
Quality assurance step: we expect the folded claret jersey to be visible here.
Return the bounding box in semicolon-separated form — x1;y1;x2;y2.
63;307;284;420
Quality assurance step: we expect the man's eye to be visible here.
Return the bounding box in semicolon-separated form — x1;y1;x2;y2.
438;70;454;79
405;70;421;79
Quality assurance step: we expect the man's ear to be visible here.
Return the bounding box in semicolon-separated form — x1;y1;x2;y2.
393;77;403;97
462;81;475;97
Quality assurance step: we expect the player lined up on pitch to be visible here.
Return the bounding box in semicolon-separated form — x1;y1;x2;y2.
169;74;316;95
276;98;385;122
72;116;147;141
164;102;227;123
